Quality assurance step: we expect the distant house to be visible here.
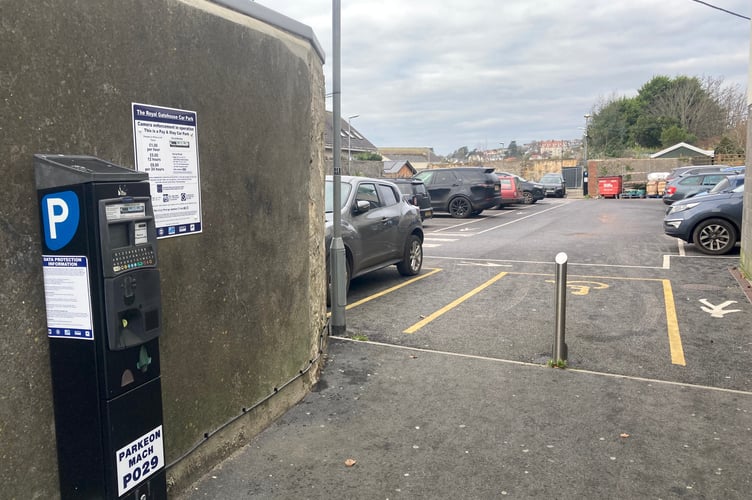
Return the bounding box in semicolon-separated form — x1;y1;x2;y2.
379;147;440;171
324;111;377;160
650;142;714;160
382;160;416;178
538;140;568;158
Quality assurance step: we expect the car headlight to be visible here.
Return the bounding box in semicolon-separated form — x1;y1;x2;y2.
667;202;700;215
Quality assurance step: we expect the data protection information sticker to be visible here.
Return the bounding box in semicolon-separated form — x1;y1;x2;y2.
116;425;165;496
42;256;94;340
132;103;203;239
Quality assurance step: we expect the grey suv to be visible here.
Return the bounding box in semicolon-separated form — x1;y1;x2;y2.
663;184;743;255
414;167;501;218
325;176;424;301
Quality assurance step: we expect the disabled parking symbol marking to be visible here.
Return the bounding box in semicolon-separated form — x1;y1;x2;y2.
545;280;609;296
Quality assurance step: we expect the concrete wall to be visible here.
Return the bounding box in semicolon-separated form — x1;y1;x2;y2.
740;100;752;278
0;1;326;497
326;158;384;178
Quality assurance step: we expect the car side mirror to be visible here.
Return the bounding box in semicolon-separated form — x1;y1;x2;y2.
353;200;371;214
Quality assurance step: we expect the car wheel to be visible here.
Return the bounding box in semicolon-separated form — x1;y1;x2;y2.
448;196;472;218
326;257;351;306
692;218;737;255
397;234;423;276
522;191;534;204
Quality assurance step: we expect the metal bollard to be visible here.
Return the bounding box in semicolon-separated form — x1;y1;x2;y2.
552;252;568;362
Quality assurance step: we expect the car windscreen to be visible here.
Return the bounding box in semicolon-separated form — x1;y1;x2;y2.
395;183;412;195
708;177;731;194
732;184;745;193
325;180;353;212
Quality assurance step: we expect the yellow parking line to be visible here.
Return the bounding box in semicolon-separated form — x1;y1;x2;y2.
346;268;442;310
326;268;443;318
662;279;686;366
404;271;509;334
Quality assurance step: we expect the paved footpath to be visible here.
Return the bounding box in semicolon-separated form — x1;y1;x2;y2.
177;335;752;499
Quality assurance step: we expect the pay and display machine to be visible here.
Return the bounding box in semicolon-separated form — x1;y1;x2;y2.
35;154;167;499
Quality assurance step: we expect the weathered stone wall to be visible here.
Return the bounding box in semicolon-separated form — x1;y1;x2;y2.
0;0;326;497
325;158;384;178
740;101;752;279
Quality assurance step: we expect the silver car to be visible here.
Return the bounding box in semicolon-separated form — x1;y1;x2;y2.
325;176;424;300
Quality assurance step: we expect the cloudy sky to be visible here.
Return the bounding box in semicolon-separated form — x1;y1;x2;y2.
261;0;750;155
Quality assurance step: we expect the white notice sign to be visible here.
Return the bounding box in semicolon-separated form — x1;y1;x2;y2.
132;103;202;239
116;425;165;496
42;256;93;340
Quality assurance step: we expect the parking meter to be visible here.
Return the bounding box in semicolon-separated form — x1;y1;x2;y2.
35;154;167;499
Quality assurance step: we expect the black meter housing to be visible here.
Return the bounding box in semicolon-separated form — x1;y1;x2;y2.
35;154;167;499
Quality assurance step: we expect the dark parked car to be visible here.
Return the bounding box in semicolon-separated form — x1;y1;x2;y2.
539;172;566;197
391;178;433;220
414;167;501;218
663;172;729;205
497;171;544;204
325;176;424;301
663;184;744;255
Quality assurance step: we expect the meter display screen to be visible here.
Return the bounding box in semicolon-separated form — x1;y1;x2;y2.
106;203;146;222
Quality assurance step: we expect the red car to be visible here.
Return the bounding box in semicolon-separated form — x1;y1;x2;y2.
495;175;525;208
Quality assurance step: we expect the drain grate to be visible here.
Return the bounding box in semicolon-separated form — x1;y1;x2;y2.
729;266;752;305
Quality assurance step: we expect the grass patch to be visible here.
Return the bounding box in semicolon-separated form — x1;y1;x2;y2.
547;358;568;369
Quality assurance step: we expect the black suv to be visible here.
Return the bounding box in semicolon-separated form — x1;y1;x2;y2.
414;167;501;218
539;172;567;198
391;178;433;220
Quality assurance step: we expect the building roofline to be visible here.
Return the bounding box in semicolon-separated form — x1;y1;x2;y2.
650;142;714;158
211;0;325;63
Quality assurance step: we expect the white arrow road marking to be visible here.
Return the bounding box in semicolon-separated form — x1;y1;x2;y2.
699;299;741;318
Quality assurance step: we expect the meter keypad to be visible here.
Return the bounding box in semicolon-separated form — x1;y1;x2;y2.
112;246;156;273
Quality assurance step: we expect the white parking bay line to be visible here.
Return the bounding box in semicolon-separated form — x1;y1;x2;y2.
426;232;475;238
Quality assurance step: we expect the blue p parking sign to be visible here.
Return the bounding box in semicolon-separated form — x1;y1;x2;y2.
41;191;80;251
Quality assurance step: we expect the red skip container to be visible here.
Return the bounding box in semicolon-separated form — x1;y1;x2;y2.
598;176;622;198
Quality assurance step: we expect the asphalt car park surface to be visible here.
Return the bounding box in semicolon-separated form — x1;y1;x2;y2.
181;198;752;499
345;198;751;390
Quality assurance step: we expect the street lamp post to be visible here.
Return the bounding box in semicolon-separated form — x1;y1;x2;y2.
583;114;591;196
331;0;346;336
347;114;359;174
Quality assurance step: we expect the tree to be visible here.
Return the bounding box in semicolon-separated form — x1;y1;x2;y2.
715;136;744;155
632;115;668;148
650;76;725;140
355;152;382;161
660;125;696;146
447;146;469;161
506;140;519;158
589;95;637;157
588;75;745;157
